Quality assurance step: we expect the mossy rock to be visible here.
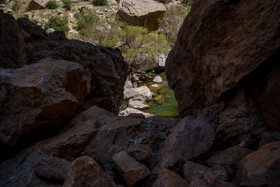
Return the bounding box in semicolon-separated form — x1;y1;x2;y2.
159;87;168;94
154;94;165;104
149;84;163;93
152;92;159;97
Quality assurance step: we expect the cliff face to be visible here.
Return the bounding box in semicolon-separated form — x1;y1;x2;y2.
166;0;280;131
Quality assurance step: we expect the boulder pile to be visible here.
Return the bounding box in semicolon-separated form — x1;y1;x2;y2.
0;0;280;186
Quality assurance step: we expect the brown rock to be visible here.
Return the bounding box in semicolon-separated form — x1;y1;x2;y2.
166;0;280;116
183;161;227;187
84;115;179;170
259;131;280;147
0;11;25;68
32;39;128;113
251;62;280;131
236;141;280;186
153;116;216;173
152;168;189;187
0;106;116;186
63;156;117;187
17;18;47;41
28;0;48;10
0;58;90;148
34;156;70;183
118;0;166;31
206;145;253;172
112;151;150;187
216;89;265;146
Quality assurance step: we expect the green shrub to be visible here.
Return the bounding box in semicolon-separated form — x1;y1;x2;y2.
45;0;58;9
44;16;69;32
62;0;71;10
91;0;108;6
11;0;21;11
74;8;99;31
158;5;190;46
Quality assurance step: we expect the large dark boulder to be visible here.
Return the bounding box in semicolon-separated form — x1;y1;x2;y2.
166;0;280;119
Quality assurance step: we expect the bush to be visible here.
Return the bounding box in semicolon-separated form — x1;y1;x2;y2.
44;16;69;32
74;8;99;31
62;0;71;10
45;0;58;9
11;0;21;11
158;5;190;46
91;0;108;6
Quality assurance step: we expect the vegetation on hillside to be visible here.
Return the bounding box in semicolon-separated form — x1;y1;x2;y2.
158;5;190;46
45;0;59;9
44;16;69;32
91;0;108;6
62;0;71;11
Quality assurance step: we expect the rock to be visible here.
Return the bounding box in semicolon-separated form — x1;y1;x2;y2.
153;116;216;173
251;62;280;131
152;168;189;187
216;89;265;147
67;29;79;39
0;11;25;68
119;107;153;117
108;0;117;5
149;84;163;93
129;99;149;109
0;106;116;186
215;181;238;187
153;76;163;83
206;146;253;176
182;161;209;183
183;162;227;187
63;156;117;187
128;144;153;164
259;131;280;147
124;79;133;89
34;156;70;183
46;28;55;34
154;94;164;104
17;18;47;41
157;53;167;67
206;146;253;168
0;58;90;148
28;0;48;10
29;39;128;113
112;151;150;187
236;141;280;187
124;86;153;101
84;115;179;170
118;0;166;31
188;166;227;187
166;0;280;116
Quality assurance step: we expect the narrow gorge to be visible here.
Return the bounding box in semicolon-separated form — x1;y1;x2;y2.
0;0;280;186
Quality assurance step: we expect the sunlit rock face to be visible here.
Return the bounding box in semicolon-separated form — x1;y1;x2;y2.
118;0;166;31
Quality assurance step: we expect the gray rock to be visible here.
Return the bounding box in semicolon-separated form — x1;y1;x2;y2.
129;99;149;109
153;76;162;83
46;28;55;34
124;86;153;101
157;53;166;67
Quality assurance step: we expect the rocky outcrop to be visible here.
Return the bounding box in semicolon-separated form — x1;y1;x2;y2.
166;0;280;119
0;10;25;68
63;156;117;187
112;151;150;186
236;141;280;186
118;0;166;31
0;58;90;149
